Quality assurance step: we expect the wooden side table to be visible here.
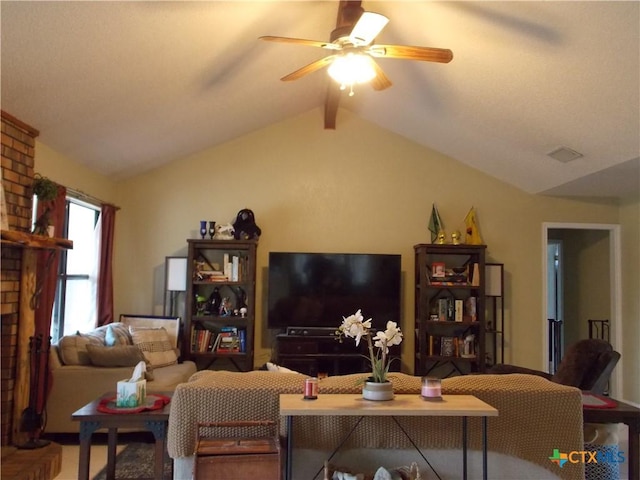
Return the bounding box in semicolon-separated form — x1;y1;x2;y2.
71;392;172;480
583;398;640;480
280;393;498;480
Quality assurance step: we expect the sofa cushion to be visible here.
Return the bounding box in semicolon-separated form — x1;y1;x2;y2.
86;344;146;367
147;362;197;390
105;323;132;346
58;332;104;365
130;326;178;368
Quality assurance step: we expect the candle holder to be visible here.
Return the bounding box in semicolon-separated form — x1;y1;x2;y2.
199;221;207;239
208;221;216;239
421;376;442;400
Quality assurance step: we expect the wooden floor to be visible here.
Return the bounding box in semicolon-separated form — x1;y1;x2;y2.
1;442;62;480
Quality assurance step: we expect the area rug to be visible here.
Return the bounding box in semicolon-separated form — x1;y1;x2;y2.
92;442;172;480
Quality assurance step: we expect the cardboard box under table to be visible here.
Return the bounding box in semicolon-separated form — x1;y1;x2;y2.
194;421;281;480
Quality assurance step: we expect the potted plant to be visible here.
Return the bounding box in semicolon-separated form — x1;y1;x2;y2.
336;309;403;400
31;174;58;236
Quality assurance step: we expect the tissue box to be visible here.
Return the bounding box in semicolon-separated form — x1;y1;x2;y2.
116;379;146;408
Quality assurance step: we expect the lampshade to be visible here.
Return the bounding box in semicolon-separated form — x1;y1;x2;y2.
166;257;187;292
328;53;376;87
349;12;389;46
485;263;503;297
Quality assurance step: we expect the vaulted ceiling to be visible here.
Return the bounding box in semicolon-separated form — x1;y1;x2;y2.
1;1;638;199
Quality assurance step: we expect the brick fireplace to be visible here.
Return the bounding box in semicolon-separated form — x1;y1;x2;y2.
1;112;63;480
1;111;38;447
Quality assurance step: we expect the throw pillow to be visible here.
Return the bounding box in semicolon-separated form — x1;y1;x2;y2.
105;323;132;347
57;332;104;365
86;344;146;367
129;326;178;368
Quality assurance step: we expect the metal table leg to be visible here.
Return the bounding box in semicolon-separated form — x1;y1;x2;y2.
482;416;488;480
462;416;468;480
286;415;293;480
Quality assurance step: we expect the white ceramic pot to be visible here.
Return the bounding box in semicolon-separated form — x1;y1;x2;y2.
362;380;394;401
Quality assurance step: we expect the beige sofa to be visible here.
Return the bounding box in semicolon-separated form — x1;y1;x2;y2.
168;371;585;480
46;316;196;433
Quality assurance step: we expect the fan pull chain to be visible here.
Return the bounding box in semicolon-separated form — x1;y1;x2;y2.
339;83;356;97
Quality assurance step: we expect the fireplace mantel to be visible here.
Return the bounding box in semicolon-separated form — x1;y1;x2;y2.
1;229;73;250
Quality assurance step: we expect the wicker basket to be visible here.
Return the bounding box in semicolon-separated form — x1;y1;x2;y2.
194;421;281;480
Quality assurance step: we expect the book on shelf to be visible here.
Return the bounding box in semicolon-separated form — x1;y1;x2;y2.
199;329;212;352
231;255;239;281
238;329;246;353
197;270;228;282
441;337;456;357
455;299;464;322
215;326;240;353
438;298;448;322
464;296;478;322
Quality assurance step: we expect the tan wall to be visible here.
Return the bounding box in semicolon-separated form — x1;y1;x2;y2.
31;108;638;404
619;195;639;403
34;141;117;205
110;109;623;374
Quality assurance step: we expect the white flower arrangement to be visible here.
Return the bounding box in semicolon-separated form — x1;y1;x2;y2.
337;309;403;383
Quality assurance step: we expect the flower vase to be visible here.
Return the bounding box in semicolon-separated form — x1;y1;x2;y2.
362;380;394;401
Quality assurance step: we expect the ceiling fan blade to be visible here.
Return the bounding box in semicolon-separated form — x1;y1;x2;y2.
349;12;389;46
280;55;337;82
370;61;392;91
324;81;342;130
259;36;341;50
370;44;453;63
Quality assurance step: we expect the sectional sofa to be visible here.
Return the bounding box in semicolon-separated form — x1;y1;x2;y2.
45;316;196;433
168;370;585;480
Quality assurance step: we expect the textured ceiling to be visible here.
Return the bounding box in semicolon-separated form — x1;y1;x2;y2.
1;1;638;198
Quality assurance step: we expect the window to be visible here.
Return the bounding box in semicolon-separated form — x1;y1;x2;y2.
50;198;101;342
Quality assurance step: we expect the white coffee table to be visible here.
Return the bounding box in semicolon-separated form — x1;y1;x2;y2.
279;393;498;480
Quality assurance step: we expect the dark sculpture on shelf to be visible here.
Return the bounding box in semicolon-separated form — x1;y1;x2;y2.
206;287;222;315
232;208;261;240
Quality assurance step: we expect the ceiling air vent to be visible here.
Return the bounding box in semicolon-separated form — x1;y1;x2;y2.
547;146;584;163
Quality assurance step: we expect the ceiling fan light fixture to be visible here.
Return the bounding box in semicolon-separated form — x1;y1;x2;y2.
328;53;376;93
349;12;389;46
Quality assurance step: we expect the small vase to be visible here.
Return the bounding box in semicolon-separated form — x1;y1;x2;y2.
362;380;394;401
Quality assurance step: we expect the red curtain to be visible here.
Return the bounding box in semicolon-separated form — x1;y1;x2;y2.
33;186;66;414
96;204;116;326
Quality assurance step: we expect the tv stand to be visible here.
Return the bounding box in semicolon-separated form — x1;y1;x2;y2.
275;334;400;377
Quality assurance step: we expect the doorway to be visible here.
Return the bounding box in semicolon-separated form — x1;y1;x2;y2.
542;223;622;398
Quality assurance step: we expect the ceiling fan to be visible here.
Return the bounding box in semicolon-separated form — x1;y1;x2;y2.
260;1;453;129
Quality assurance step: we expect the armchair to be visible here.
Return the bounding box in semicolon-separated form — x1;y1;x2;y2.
488;338;620;394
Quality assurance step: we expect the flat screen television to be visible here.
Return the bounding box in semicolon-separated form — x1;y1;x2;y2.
267;252;401;332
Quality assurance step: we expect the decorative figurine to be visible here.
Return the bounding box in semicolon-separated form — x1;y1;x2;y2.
428;204;444;243
451;230;462;245
436;230;447;244
461;334;476;358
232;208;262;240
207;287;221;315
464;207;483;245
214;223;235;240
219;297;232;316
